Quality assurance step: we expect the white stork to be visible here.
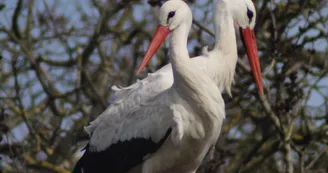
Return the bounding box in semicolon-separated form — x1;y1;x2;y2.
73;0;263;172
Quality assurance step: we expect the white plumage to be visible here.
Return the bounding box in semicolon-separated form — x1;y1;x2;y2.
74;0;263;172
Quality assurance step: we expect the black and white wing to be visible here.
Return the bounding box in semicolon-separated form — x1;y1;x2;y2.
73;87;189;173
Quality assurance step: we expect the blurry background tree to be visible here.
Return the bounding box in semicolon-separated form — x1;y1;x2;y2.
0;0;327;172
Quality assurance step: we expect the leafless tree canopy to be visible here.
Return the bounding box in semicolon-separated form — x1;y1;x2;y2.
0;0;327;172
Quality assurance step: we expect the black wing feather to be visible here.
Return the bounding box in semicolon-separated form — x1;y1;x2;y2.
73;128;172;173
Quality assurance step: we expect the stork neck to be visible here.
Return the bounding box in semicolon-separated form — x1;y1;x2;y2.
213;1;237;56
169;22;190;77
168;21;203;100
168;21;223;122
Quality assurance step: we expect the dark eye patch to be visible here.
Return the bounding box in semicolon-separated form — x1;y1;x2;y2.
247;8;253;23
168;11;175;18
167;11;176;23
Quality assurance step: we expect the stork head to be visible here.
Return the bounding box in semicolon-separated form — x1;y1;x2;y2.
157;0;192;31
137;0;192;74
230;0;256;30
221;0;264;95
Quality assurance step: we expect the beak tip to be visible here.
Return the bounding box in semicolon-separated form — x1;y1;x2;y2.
136;68;142;75
259;89;264;96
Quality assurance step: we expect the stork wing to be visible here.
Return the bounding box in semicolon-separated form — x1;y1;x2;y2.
75;86;186;173
85;87;180;152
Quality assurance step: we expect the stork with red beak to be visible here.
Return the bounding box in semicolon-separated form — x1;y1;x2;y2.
73;0;263;173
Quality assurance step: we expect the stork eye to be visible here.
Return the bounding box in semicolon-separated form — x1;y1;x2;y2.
168;11;176;19
246;8;253;23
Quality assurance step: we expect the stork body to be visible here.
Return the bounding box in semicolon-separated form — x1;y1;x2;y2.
73;0;263;172
74;1;224;173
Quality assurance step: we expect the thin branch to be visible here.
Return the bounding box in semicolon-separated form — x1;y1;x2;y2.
193;19;215;37
12;58;39;145
11;0;22;39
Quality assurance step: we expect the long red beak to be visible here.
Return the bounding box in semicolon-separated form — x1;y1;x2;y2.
240;27;264;95
137;26;170;74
